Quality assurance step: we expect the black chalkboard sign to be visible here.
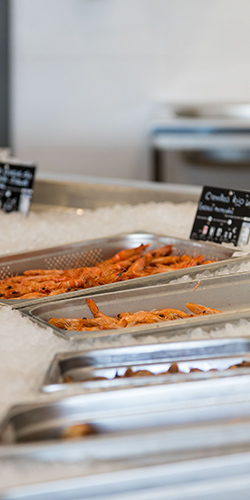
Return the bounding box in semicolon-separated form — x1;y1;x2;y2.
0;161;36;215
190;186;250;246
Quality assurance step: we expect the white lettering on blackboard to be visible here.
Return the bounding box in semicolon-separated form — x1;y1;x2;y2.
198;202;213;212
205;191;230;203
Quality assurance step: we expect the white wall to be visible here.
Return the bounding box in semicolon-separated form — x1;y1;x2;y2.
10;0;250;181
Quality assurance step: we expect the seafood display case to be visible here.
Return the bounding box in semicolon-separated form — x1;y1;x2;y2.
22;273;250;341
2;177;250;496
0;233;237;308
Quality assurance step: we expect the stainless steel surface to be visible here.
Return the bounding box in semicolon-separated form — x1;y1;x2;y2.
2;450;250;499
32;176;201;209
23;272;250;341
0;233;235;308
1;416;250;460
3;374;250;447
42;338;250;393
174;103;250;121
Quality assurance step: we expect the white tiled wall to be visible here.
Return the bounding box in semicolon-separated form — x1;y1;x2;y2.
10;0;250;180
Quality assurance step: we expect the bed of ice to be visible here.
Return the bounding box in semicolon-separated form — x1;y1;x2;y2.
1;200;250;492
0;201;197;255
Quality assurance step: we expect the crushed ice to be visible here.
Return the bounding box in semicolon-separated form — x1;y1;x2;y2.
1;200;250;489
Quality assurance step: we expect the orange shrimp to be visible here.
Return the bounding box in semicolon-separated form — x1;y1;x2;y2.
102;244;149;265
186;303;222;315
155;308;190;320
86;298;122;329
0;245;217;300
19;292;47;299
149;256;180;266
126;254;153;278
58;278;86;290
117;310;164;326
148;244;173;259
23;269;65;277
170;255;204;270
48;299;222;332
48;318;85;330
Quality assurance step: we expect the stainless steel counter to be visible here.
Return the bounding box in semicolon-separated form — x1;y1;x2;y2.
32;174;201;209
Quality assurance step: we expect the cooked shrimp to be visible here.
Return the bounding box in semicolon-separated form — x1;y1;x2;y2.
86;298;122;329
23;269;65;276
186;303;222;315
117;310;164;326
0;244;216;300
102;244;149;265
19;292;47;299
149;256;180;266
48;298;222;332
125;254;154;278
148;244;173;259
155;308;190;320
48;318;86;330
170;255;204;270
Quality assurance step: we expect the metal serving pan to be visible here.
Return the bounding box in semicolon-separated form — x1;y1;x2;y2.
2;374;250;448
22;272;250;341
42;338;250;393
0;233;236;309
2;448;250;500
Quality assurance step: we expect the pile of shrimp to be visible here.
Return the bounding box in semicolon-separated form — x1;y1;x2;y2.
64;360;250;384
49;299;222;332
0;244;215;300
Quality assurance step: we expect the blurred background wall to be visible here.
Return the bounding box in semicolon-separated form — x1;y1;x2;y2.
9;0;250;181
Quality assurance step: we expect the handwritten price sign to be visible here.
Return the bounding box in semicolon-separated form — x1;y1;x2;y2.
190;186;250;246
0;161;36;215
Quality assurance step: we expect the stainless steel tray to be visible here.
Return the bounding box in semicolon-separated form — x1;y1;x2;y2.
0;233;236;309
2;448;250;500
2;374;250;448
42;338;250;393
22;273;250;341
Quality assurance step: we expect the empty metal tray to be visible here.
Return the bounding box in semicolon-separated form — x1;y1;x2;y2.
22;272;250;340
0;233;236;308
3;373;250;447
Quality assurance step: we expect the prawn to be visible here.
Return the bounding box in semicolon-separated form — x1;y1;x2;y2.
48;318;86;330
86;298;122;329
149;255;180;266
0;244;217;300
23;269;65;277
170;255;204;270
155;308;190;320
126;254;153;278
148;244;173;259
48;299;222;332
117;310;165;326
102;244;149;265
186;303;222;315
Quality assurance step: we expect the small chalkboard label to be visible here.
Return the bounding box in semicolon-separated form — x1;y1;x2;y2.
0;161;36;215
190;186;250;246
